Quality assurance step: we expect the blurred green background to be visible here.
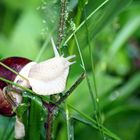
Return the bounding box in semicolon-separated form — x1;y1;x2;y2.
0;0;140;140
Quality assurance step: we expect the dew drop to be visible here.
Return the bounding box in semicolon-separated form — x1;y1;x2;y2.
43;1;47;5
42;20;46;24
36;6;41;10
85;0;88;5
110;91;119;101
70;20;76;31
96;98;99;103
41;6;46;10
51;19;55;23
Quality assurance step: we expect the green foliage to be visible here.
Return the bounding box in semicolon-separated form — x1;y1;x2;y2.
0;0;140;140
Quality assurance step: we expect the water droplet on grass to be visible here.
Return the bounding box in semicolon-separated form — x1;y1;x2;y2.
41;6;46;10
36;6;41;10
85;1;88;5
42;20;46;23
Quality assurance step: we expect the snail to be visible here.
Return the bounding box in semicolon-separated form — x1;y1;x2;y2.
0;38;75;139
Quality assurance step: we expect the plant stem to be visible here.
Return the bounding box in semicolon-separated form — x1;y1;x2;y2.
56;72;85;105
46;111;53;140
45;1;68;138
45;103;55;140
57;0;67;50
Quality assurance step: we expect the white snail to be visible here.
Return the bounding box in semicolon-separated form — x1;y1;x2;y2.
14;38;75;95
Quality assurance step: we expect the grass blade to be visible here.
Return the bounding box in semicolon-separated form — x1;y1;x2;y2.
64;0;109;45
28;96;43;140
68;104;121;140
109;16;140;57
66;104;74;140
73;32;105;138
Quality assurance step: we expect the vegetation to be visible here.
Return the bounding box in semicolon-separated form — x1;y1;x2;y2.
0;0;140;140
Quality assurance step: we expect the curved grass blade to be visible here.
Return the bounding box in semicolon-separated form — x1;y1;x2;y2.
73;33;106;138
28;96;44;140
109;16;140;57
64;0;109;45
68;104;121;140
0;62;28;81
64;0;132;47
66;104;74;140
0;77;35;94
82;2;105;138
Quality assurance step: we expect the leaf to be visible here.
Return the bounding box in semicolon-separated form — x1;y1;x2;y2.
68;104;121;140
0;117;14;140
16;103;29;119
89;0;133;38
21;92;47;140
101;72;140;109
28;96;44;140
66;106;74;140
109;16;140;57
66;0;133;50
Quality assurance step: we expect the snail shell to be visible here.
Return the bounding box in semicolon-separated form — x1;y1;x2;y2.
0;89;13;116
0;57;31;116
